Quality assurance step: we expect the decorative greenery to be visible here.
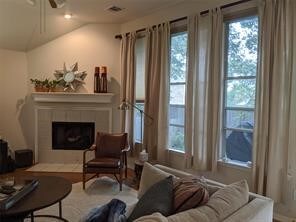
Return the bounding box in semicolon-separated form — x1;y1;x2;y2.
48;79;61;89
30;78;43;87
30;78;61;91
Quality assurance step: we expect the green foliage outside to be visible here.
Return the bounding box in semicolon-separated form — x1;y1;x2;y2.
168;17;259;151
170;128;185;152
226;17;258;111
170;32;187;83
169;32;187;151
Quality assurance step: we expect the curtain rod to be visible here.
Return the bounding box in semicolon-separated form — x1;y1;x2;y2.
115;0;252;39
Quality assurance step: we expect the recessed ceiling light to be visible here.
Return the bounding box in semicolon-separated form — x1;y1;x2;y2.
64;14;72;19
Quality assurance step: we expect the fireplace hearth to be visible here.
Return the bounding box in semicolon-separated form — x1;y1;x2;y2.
52;122;95;150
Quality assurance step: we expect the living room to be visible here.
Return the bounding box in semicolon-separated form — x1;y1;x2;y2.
0;0;295;221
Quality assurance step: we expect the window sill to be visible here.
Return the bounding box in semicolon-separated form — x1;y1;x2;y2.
217;159;252;171
168;149;185;155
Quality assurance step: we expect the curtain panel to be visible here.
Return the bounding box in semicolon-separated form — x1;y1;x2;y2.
253;0;296;203
143;23;170;163
186;9;223;171
120;32;137;152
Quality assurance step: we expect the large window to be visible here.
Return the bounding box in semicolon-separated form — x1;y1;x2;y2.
169;32;188;152
221;15;259;164
134;37;146;142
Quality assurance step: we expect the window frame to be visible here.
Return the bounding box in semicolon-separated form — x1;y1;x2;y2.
220;14;259;166
168;30;188;152
134;100;145;143
134;36;146;144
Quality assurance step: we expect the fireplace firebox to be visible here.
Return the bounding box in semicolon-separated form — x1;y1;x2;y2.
52;122;95;150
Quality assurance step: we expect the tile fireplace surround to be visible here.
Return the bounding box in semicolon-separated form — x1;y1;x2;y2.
32;92;115;164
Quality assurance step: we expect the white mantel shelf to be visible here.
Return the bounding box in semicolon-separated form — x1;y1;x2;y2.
32;92;115;104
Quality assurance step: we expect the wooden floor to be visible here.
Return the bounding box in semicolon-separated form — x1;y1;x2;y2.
1;167;138;190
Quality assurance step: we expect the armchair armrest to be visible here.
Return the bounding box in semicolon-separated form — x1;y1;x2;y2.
120;145;130;168
121;145;130;153
83;144;96;165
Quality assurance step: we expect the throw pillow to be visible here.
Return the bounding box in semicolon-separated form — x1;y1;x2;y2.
205;179;249;220
128;176;174;222
138;162;173;199
173;177;209;213
167;180;249;222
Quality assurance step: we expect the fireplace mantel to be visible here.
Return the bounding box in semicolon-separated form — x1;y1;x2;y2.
32;92;115;104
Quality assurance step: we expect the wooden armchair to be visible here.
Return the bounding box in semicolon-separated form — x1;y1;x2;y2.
82;132;129;191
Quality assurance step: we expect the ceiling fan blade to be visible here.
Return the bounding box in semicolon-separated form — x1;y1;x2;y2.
48;0;57;8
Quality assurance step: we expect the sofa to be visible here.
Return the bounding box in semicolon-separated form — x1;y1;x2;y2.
131;164;274;222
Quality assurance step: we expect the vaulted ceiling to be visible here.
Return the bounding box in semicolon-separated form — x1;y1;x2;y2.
0;0;187;51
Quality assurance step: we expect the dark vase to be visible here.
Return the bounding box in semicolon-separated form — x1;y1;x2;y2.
101;66;108;93
94;67;100;93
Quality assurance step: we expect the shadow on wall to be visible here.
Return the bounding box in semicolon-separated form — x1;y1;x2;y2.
18;94;35;151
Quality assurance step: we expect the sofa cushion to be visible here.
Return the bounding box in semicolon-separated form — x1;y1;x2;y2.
134;213;169;222
138;162;173;199
173;177;209;213
86;158;120;168
168;180;249;222
128;176;174;222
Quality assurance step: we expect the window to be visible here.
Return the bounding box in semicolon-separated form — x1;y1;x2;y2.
221;15;259;164
169;32;188;152
134;37;146;143
134;102;144;142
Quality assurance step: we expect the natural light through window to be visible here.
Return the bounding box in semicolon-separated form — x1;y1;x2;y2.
134;37;146;143
169;32;188;152
221;16;259;165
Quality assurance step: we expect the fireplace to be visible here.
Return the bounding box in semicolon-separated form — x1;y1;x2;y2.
52;122;95;150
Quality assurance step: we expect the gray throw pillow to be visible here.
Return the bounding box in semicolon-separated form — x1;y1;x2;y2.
128;176;174;222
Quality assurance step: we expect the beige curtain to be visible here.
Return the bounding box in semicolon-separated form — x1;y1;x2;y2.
143;23;170;163
253;0;296;203
120;32;136;151
186;9;223;171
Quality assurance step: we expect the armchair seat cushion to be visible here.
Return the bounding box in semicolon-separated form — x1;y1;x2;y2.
86;158;120;168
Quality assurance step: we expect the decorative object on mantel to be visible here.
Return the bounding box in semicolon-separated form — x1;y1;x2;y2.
54;62;87;92
94;67;101;93
48;79;63;92
30;78;62;92
30;78;50;92
100;66;108;93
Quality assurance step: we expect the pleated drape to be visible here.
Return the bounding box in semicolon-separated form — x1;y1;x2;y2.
253;0;296;203
143;23;170;163
120;32;137;152
186;9;223;171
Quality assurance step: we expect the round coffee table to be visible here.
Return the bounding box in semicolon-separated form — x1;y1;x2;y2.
0;176;72;222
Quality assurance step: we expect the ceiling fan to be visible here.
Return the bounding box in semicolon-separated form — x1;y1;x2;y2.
26;0;66;8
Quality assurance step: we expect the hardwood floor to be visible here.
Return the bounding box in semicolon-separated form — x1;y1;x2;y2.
1;167;139;190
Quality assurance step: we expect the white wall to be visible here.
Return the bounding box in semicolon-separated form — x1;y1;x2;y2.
26;24;121;145
0;23;121;154
0;49;29;150
27;24;121;94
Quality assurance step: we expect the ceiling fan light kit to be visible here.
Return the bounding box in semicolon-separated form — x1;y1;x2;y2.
50;0;66;9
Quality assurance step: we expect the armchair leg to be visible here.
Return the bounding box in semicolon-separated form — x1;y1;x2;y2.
82;171;86;190
125;153;128;178
119;170;123;191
